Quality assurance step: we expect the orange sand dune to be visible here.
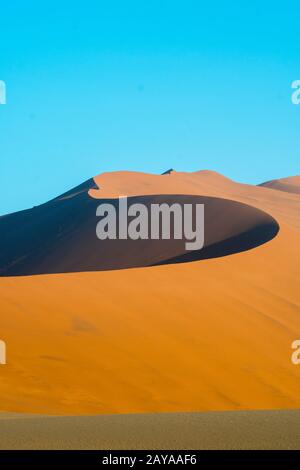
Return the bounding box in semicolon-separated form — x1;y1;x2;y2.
0;189;278;275
0;170;299;415
259;175;300;195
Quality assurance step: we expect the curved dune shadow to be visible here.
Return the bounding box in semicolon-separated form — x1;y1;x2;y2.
155;222;279;266
0;192;279;276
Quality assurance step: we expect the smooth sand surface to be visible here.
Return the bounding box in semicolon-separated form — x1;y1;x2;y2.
0;410;299;449
0;170;299;415
259;175;300;195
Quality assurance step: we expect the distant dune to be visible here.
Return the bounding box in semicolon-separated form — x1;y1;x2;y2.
259;175;300;195
0;170;299;417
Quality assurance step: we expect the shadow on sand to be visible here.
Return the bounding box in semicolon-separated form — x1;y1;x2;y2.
0;187;279;276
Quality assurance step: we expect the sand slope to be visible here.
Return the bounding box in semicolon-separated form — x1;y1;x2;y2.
0;170;299;415
0;192;278;275
0;169;280;276
259;175;300;195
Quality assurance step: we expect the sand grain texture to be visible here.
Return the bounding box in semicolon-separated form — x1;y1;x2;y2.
0;410;299;449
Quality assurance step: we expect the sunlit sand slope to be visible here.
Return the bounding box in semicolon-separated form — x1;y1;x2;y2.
259;175;300;195
0;170;299;414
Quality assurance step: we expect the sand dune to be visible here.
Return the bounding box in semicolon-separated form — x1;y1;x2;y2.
0;170;299;416
0;191;278;275
0;410;299;450
259;175;300;195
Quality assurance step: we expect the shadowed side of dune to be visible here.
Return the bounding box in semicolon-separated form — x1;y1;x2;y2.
155;222;279;266
0;190;279;276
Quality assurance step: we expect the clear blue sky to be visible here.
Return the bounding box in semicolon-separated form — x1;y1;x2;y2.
0;0;299;215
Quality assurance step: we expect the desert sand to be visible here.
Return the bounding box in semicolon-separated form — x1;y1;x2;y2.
0;170;299;422
259;175;300;195
0;409;299;450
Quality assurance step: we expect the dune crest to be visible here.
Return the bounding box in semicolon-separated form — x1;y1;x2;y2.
259;175;300;195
